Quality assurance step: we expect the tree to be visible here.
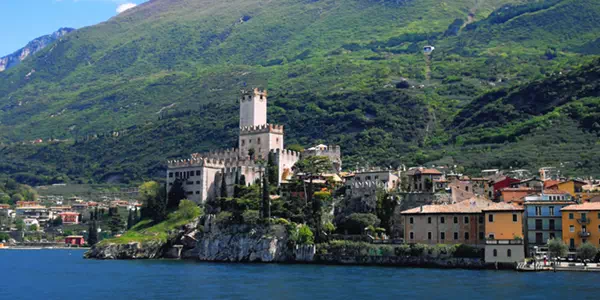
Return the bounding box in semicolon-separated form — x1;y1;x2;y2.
262;175;270;219
547;238;568;259
127;209;135;230
0;232;9;242
248;148;256;160
29;224;38;232
109;213;123;234
338;213;381;235
577;243;598;265
267;152;279;185
220;173;228;199
167;179;186;210
239;175;246;187
376;189;397;233
15;218;25;231
293;156;332;242
51;217;63;227
139;181;167;222
88;221;98;246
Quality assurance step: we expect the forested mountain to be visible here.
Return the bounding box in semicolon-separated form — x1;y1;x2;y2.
1;0;599;184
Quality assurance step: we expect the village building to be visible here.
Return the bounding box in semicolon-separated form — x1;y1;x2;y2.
401;197;489;245
523;191;574;249
499;187;535;205
65;236;86;247
546;179;586;198
58;212;80;225
483;203;525;264
16;206;53;225
166;88;340;204
348;169;399;192
405;167;442;193
23;218;40;229
560;202;600;250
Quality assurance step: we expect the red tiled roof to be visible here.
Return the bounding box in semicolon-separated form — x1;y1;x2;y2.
482;202;524;212
401;197;493;214
561;202;600;211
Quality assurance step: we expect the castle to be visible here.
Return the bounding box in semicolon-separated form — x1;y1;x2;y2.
166;88;341;204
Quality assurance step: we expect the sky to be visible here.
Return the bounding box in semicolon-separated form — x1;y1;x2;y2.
0;0;147;57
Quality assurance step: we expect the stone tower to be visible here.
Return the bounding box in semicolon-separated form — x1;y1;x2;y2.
239;88;267;128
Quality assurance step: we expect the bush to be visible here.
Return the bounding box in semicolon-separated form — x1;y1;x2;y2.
215;211;233;227
338;213;381;235
274;218;291;225
169;200;202;221
323;221;336;234
298;225;314;245
453;244;482;258
241;210;260;225
0;232;9;242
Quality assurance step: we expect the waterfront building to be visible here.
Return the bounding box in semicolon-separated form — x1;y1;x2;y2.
65;236;86;247
167;88;340;204
560;202;600;249
482;203;525;263
523;191;574;249
401;197;489;245
16;206;53;225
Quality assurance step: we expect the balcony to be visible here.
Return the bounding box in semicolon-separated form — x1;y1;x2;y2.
579;231;591;237
577;218;590;225
485;239;524;245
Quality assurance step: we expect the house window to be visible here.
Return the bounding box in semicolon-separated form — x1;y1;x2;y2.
550;233;556;240
249;139;252;144
454;232;458;240
428;232;432;240
428;217;432;224
409;217;414;224
512;214;518;222
570;239;575;249
465;186;469;192
441;232;445;240
169;172;173;178
535;206;542;216
581;213;588;221
488;234;495;239
175;172;180;177
535;219;543;230
549;206;554;216
409;232;414;240
493;249;497;257
454;217;458;224
464;216;469;224
507;249;512;257
241;140;245;146
196;181;200;184
570;225;575;233
598;213;600;219
440;217;445;224
569;213;574;220
488;214;494;223
549;219;555;230
464;232;470;240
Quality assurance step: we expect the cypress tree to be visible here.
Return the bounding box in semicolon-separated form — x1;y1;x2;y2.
167;179;185;210
267;152;278;184
233;171;240;198
262;175;270;219
88;221;98;246
127;209;134;230
239;175;246;187
220;173;228;198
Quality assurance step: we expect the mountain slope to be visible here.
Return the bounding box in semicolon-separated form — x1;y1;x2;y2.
0;28;74;72
1;0;600;184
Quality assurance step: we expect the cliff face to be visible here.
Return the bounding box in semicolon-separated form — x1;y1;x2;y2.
0;27;74;72
85;216;316;262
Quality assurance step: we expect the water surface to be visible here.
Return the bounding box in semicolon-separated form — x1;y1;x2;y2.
1;250;598;299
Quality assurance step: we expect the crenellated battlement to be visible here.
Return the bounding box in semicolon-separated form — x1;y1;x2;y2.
270;148;301;158
167;155;226;169
240;88;268;102
240;123;284;134
202;148;240;160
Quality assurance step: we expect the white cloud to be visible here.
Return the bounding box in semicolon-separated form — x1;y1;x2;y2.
116;3;137;14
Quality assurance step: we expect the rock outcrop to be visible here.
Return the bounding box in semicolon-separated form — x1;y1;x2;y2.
0;27;74;72
84;240;164;259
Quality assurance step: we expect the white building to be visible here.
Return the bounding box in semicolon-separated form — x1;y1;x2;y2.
167;88;313;204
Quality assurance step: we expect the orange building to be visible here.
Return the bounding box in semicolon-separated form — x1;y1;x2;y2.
483;203;525;263
499;188;534;205
16;201;39;208
561;202;600;249
547;180;586;198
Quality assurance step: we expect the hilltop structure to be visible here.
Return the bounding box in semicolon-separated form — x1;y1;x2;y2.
166;88;341;204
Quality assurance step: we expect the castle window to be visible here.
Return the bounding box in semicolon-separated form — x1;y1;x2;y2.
440;217;445;224
507;249;512;257
276;138;279;143
440;232;445;240
195;191;200;194
196;170;201;176
249;139;252;144
427;232;432;240
169;172;173;178
454;232;458;240
409;232;414;240
257;138;261;144
242;140;245;146
493;249;497;257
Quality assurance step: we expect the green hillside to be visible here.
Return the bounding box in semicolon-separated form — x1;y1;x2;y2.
1;0;600;184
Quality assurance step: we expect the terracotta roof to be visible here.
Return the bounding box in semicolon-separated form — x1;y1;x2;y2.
524;201;574;205
482;202;524;212
406;168;442;175
561;202;600;211
401;197;493;214
543;180;561;188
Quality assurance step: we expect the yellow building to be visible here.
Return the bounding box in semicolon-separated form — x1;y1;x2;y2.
561;202;600;249
548;180;586;198
482;203;525;263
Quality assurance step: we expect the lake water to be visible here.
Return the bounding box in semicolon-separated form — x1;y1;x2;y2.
1;249;599;299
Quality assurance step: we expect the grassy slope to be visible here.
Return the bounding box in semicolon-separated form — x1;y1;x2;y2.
1;0;600;182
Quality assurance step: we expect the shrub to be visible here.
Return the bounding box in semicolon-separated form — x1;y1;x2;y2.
298;225;314;245
338;213;381;235
453;244;482;258
323;221;336;234
547;238;568;258
410;243;426;256
216;211;233;227
577;243;598;262
274;218;291;225
241;210;260;225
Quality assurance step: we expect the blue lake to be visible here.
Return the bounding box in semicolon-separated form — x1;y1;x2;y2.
1;249;598;299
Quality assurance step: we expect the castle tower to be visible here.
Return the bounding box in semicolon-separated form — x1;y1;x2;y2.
239;88;267;128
